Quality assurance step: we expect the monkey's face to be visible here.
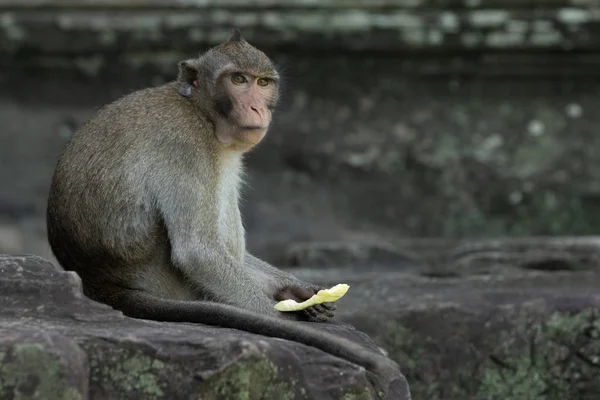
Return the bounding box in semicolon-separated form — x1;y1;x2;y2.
177;32;280;152
213;69;279;150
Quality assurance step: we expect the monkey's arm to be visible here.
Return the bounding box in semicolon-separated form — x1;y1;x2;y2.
245;253;297;280
245;253;324;292
155;178;279;316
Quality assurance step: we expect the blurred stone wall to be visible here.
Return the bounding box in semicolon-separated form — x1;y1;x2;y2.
2;0;600;262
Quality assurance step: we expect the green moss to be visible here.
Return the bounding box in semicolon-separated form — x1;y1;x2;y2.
478;309;600;399
380;310;600;400
198;359;296;400
84;344;165;399
380;321;441;399
440;191;600;238
506;194;600;236
442;203;503;237
0;343;83;400
341;388;373;400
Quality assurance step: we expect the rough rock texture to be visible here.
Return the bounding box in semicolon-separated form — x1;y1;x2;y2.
283;236;600;400
0;254;410;400
5;234;600;400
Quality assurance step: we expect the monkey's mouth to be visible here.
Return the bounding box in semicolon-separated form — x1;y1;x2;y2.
241;125;266;130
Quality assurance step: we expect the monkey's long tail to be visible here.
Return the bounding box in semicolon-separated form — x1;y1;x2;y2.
117;292;411;399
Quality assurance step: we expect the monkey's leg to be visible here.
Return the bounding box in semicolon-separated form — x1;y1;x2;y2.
245;253;336;322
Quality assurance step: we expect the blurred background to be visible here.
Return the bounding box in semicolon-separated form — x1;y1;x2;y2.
1;0;600;266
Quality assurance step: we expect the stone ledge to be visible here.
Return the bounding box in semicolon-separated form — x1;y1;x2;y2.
0;254;409;399
5;1;600;9
2;1;600;55
284;238;600;400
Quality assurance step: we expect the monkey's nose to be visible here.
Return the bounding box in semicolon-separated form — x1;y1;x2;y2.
250;106;265;119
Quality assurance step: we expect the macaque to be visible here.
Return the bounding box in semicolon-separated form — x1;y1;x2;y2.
47;29;406;396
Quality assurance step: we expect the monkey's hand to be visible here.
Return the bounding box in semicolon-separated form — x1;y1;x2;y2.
274;285;338;323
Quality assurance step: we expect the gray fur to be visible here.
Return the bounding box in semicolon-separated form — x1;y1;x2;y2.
46;34;403;393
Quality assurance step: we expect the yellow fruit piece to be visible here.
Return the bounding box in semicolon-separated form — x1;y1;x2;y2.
274;284;350;312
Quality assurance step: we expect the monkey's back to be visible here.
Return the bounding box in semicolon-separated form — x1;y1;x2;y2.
46;83;211;299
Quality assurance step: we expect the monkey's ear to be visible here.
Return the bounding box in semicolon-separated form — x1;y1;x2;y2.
178;59;200;85
178;60;201;97
229;28;244;42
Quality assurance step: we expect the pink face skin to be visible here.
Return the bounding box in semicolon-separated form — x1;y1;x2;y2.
212;71;278;151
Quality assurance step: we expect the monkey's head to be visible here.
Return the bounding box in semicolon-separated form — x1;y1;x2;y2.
178;29;280;151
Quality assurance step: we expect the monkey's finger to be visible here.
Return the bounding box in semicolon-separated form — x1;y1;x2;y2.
305;305;334;320
307;305;333;318
320;307;336;319
304;307;319;319
304;307;330;323
311;304;327;315
320;302;337;311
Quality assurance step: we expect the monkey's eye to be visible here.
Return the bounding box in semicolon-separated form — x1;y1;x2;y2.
257;78;270;87
231;73;247;85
